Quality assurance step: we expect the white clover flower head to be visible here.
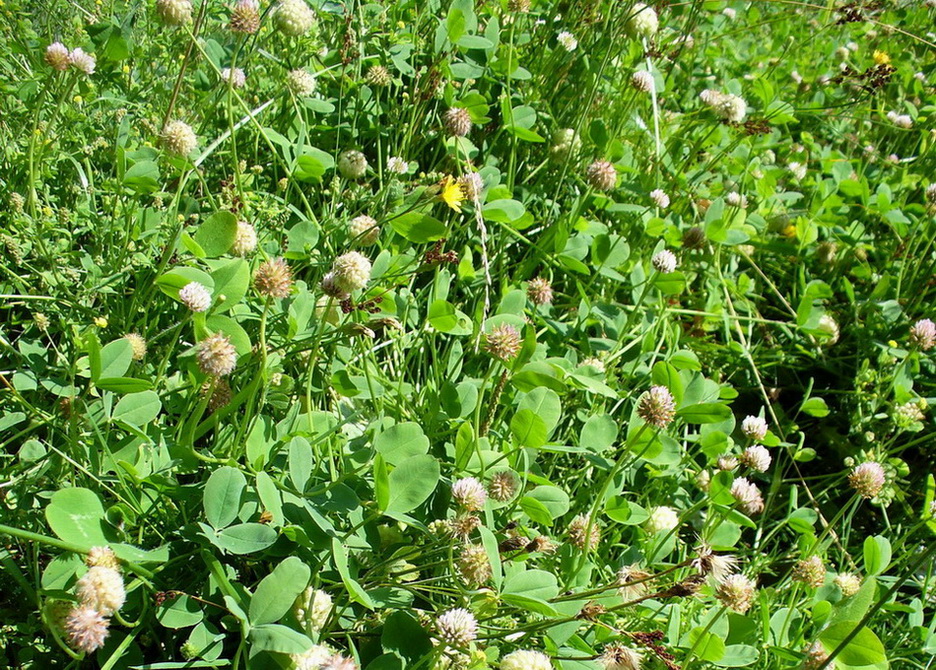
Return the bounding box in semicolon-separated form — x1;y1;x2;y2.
387;156;408;174
45;42;70;71
221;67;246;89
338;150;369;179
436;608;478;646
452;477;488;511
741;415;768;441
644;506;679;533
730;477;764;515
179;282;212;312
649;189;670;209
65;605;109;654
910;318;936;350
848;461;886;498
722;7;737;19
76;566;125;615
156;0;193;25
637;385;676;428
631;70;654;92
68;48;96;75
725;191;748;208
288;69;318;96
291;644;336;670
274;0;316;36
818;313;840;344
458;172;485;200
599;643;642;670
331;251;372;292
628;2;659;36
294;588;333;636
349;215;380;246
232;220;258;255
501;650;552;670
162;120;198;157
651;249;677;273
715;94;747;123
834;572;862;597
739;445;771;472
788;161;807;180
196;333;238;377
557;31;578;51
714;574;756;612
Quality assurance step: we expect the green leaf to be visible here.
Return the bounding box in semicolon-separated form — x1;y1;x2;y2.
381;611;433;662
249;624;312;654
580;413;617;452
390;211;447;243
604;498;648;525
713;644;759;667
375;422;430;465
863;536;891;575
332;538;374;609
249;557;311;625
112;390;161;426
525;485;570;520
676;402;732;424
483;199;526;223
97;377;154;393
503;569;559;601
210;258;250;312
123;161;161;194
212;523;277;555
98;338;134;380
156;595;204;629
384;455;440;517
510;409;547;447
45;488;114;548
194;211;238;257
819;621;887;667
288;437;313;493
801;397;830;418
204;466;246;529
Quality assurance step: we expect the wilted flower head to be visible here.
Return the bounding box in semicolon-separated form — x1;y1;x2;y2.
527;277;553;306
714;574;756;612
488;470;518;502
76;566;125;615
730;477;764;515
792;556;825;588
179;282;212;312
587;160;617;191
644;506;679;534
156;0;192;25
230;0;261;33
739;445;771;472
204;378;232;412
599;643;642;670
338;150;368;179
68;48;96;75
458;543;491;585
649;189;670;209
909;318;935;350
221;67;246;89
616;564;651;600
801;641;831;670
834;572;861;597
443;107;473;137
557;31;578;51
435;608;478;646
274;0;316;36
484;324;522;361
45;42;70;71
349;215;380;246
452;477;487;511
567;513;600;550
627;2;659;36
331;251;372;293
926;184;936;204
162;120;198;158
651;249;677;273
287;69;317;96
124;333;147;361
501;650;552;670
450;514;481;539
294;587;333;636
458;172;484;200
636;385;676;429
254;257;294;299
741;415;768;441
848;461;885;499
65;605;109;653
683;226;706;249
233;220;258;255
320;272;349;300
693;543;739;582
632;70;654;92
196;333;238;377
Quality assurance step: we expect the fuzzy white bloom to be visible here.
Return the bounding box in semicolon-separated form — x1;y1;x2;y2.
221;67;246;89
791;70;803;85
233;220;258;255
716;94;747;123
162;120;198;157
501;650;552;670
644;506;679;533
628;2;659;36
651;249;677;273
834;572;862;597
349;215;380;246
65;605;109;654
179;282;212;312
45;42;70;71
550;128;582;158
452;477;488;511
818;313;839;344
291;644;336;670
649;189;670;209
294;588;333;636
741;415;768;441
725;191;748;208
699;89;722;106
739;445;771;472
156;0;193;25
788;161;807;180
274;0;316;36
436;608;478;646
557;31;578;51
889;112;913;129
338;150;368;179
631;70;655;93
722;7;737;19
599;643;642;670
76;566;125;615
68;48;96;75
730;477;764;515
387;156;409;174
288;69;317;96
332;251;372;292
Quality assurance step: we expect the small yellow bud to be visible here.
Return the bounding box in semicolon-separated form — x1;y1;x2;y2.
887;339;898;348
94;317;108;328
782;225;797;238
873;50;890;65
122;64;130;74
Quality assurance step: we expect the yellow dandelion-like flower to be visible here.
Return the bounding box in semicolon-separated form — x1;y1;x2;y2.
873;50;890;65
440;176;465;212
781;225;797;239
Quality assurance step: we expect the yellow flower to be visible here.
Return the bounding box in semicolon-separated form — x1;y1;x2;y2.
439;176;465;212
781;225;797;239
873;50;890;65
94;316;108;328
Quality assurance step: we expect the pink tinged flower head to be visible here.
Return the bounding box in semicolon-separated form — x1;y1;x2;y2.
848;461;885;499
435;608;478;646
76;566;125;615
909;318;936;350
179;281;212;312
65;605;109;654
730;477;764;515
636;385;676;429
714;574;756;613
443;107;473;137
739;445;771;472
451;477;487;511
45;42;70;71
196;333;238;377
741;415;768;441
649;189;670;209
68;48;96;75
587;160;617;191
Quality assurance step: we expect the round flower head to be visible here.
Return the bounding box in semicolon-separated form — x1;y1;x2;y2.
69;48;96;75
636;385;676;429
349;215;380;246
788;161;807;181
730;477;764;515
739;445;771;472
741;415;768;441
817;314;839;344
587;160;617;191
599;643;642;670
338;150;368;179
287;69;317;96
649;189;670;209
484;324;522;361
632;70;654;92
802;641;831;670
320;272;349;300
230;0;261;34
714;574;756;613
124;333;147;361
683;226;706;249
848;461;885;499
294;587;333;636
616;564;651;600
331;251;372;293
792;556;825;588
693;543;739;582
443;107;473;137
567;513;600;550
699;89;723;107
387;156;408;174
450;515;481;539
550;128;581;159
156;0;192;25
834;572;861;597
86;546;120;570
197;333;238;377
715;94;746;123
76;566;125;615
644;506;679;534
179;281;212;312
488;470;518;502
45;42;70;71
292;645;337;670
527;277;553;306
909;318;936;350
436;608;478;646
458;172;484;200
232;220;258;255
725;191;748;208
557;31;578;51
718;455;738;471
366;65;392;86
458;543;491;585
254;257;294;299
452;477;487;511
322;654;357;670
221;67;246;89
926;184;936;204
722;7;736;19
274;0;316;36
651;249;677;273
162;120;198;158
204;378;233;412
627;3;659;36
501;650;552;670
65;605;110;654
